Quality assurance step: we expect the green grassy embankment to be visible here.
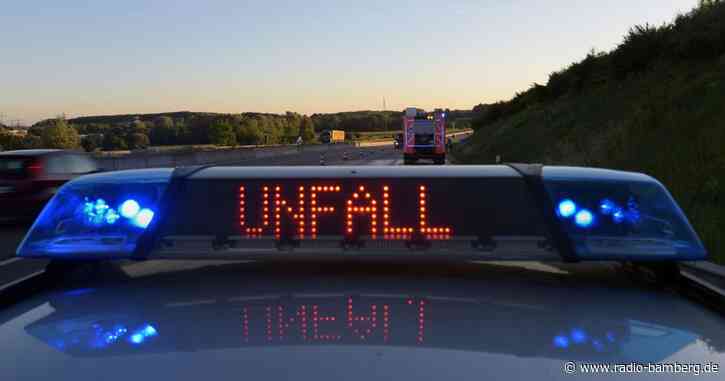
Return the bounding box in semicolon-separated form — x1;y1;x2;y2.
457;2;725;263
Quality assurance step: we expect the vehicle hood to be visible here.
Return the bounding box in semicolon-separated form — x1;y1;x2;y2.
1;261;724;380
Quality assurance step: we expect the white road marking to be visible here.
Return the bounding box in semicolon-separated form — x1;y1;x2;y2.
367;158;400;166
0;269;44;292
0;257;21;267
476;261;570;275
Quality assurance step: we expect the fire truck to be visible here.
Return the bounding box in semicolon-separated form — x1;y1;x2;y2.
402;107;446;165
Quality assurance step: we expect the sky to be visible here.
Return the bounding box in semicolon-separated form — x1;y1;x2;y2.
0;0;698;125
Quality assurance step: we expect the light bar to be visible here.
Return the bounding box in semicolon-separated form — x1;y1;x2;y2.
543;167;706;260
16;165;707;262
16;169;173;259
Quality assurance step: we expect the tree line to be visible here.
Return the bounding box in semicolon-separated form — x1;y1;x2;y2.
0;109;473;152
0;112;316;151
310;109;473;138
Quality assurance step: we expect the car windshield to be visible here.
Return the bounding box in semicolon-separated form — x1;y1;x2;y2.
2;1;724;380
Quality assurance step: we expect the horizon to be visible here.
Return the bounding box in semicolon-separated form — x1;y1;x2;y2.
1;0;697;125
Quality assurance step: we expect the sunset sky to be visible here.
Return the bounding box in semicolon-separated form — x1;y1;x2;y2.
0;0;697;125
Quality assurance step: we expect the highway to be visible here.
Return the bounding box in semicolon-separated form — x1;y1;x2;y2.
0;144;408;290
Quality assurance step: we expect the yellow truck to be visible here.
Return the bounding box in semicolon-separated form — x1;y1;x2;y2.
320;130;345;144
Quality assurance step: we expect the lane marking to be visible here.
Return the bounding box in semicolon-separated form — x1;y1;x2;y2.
0;257;21;267
0;269;44;292
367;158;399;166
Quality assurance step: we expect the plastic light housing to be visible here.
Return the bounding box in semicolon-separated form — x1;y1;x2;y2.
16;169;172;259
543;167;706;260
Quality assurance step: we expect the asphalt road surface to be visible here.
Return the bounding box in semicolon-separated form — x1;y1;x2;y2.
0;144;416;289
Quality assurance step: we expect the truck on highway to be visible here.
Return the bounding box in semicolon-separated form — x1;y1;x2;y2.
402;107;446;165
319;130;345;144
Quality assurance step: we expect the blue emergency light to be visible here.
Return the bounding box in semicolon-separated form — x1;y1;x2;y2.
16;169;172;259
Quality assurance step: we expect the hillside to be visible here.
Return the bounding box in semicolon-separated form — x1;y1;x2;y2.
67;111;196;125
64;111;306;126
457;1;725;263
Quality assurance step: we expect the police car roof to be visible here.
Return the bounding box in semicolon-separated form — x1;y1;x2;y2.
1;261;723;381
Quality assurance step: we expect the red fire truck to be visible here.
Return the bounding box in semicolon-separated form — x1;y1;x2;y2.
402;107;446;165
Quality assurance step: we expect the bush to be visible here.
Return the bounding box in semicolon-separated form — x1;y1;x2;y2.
40;118;80;149
102;130;128;150
149;116;177;145
208;120;237;146
81;134;103;152
300;116;315;142
236;119;263;145
671;1;725;59
611;24;671;79
26;135;42;148
127;133;150;150
0;133;26;151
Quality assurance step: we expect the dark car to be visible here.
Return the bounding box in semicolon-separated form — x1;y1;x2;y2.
0;149;99;222
394;133;403;149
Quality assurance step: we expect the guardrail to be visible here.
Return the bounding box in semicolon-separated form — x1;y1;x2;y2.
95;144;351;171
94;130;476;169
354;130;473;148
